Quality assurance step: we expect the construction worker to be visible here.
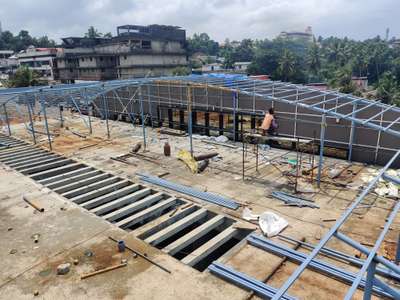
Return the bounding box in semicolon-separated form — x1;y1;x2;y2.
261;108;278;136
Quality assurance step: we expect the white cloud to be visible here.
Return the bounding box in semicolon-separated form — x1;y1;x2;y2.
0;0;398;42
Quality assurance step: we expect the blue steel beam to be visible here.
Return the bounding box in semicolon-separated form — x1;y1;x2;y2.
343;199;400;299
208;262;297;300
247;234;394;298
335;232;400;275
270;149;400;300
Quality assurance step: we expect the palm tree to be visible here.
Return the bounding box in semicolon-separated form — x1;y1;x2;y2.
376;72;400;105
85;26;102;38
278;49;296;82
307;40;321;78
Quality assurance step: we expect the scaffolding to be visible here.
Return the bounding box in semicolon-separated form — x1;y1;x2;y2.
0;74;400;299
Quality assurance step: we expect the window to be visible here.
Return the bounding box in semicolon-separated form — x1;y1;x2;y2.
124;55;127;60
101;68;105;73
90;57;93;62
100;57;103;61
81;58;85;62
142;40;151;49
69;68;73;73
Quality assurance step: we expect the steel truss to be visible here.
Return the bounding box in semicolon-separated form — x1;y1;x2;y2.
1;74;400;299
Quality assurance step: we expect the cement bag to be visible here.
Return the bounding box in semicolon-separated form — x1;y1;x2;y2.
259;212;288;237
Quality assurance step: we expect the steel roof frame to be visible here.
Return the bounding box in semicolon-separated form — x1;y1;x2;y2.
1;74;399;299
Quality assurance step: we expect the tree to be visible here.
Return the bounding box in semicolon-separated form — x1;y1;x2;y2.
329;65;357;94
0;29;56;51
35;36;56;48
376;72;400;105
8;66;40;87
307;39;321;80
103;32;113;38
171;66;190;76
85;26;102;38
187;33;219;56
278;49;296;81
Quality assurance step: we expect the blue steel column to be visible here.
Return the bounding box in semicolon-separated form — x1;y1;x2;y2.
102;91;110;139
3;103;11;136
187;84;193;156
59;104;64;128
317;114;326;187
139;85;147;150
348;101;357;162
396;234;400;265
26;97;36;144
363;261;377;300
233;90;237;141
84;88;92;134
40;93;52;151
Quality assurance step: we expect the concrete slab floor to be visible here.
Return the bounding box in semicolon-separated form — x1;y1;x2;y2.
1;112;399;299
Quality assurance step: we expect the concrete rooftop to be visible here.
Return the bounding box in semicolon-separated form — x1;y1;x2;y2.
0;111;399;299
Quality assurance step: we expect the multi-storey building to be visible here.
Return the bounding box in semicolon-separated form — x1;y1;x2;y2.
55;24;188;83
17;46;59;82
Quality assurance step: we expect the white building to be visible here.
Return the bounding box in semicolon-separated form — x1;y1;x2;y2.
201;63;223;72
17;46;59;81
0;50;18;78
233;61;251;72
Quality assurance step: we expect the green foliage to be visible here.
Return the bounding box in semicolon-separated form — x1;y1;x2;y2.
329;65;357;94
85;26;103;38
376;72;400;104
171;66;190;76
8;66;41;87
0;30;56;52
190;32;400;104
187;33;219;56
278;49;296;81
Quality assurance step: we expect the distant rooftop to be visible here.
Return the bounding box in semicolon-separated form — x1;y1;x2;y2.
61;24;186;48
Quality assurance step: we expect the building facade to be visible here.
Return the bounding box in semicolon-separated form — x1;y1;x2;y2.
0;50;18;80
55;24;188;83
17;46;59;82
279;26;314;42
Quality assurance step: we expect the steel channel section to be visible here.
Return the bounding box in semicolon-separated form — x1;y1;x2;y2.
208;262;297;300
278;235;400;281
138;174;239;210
270;150;400;300
335;231;400;273
247;234;395;298
339;199;400;299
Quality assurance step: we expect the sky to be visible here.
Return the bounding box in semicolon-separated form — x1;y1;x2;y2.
0;0;399;42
